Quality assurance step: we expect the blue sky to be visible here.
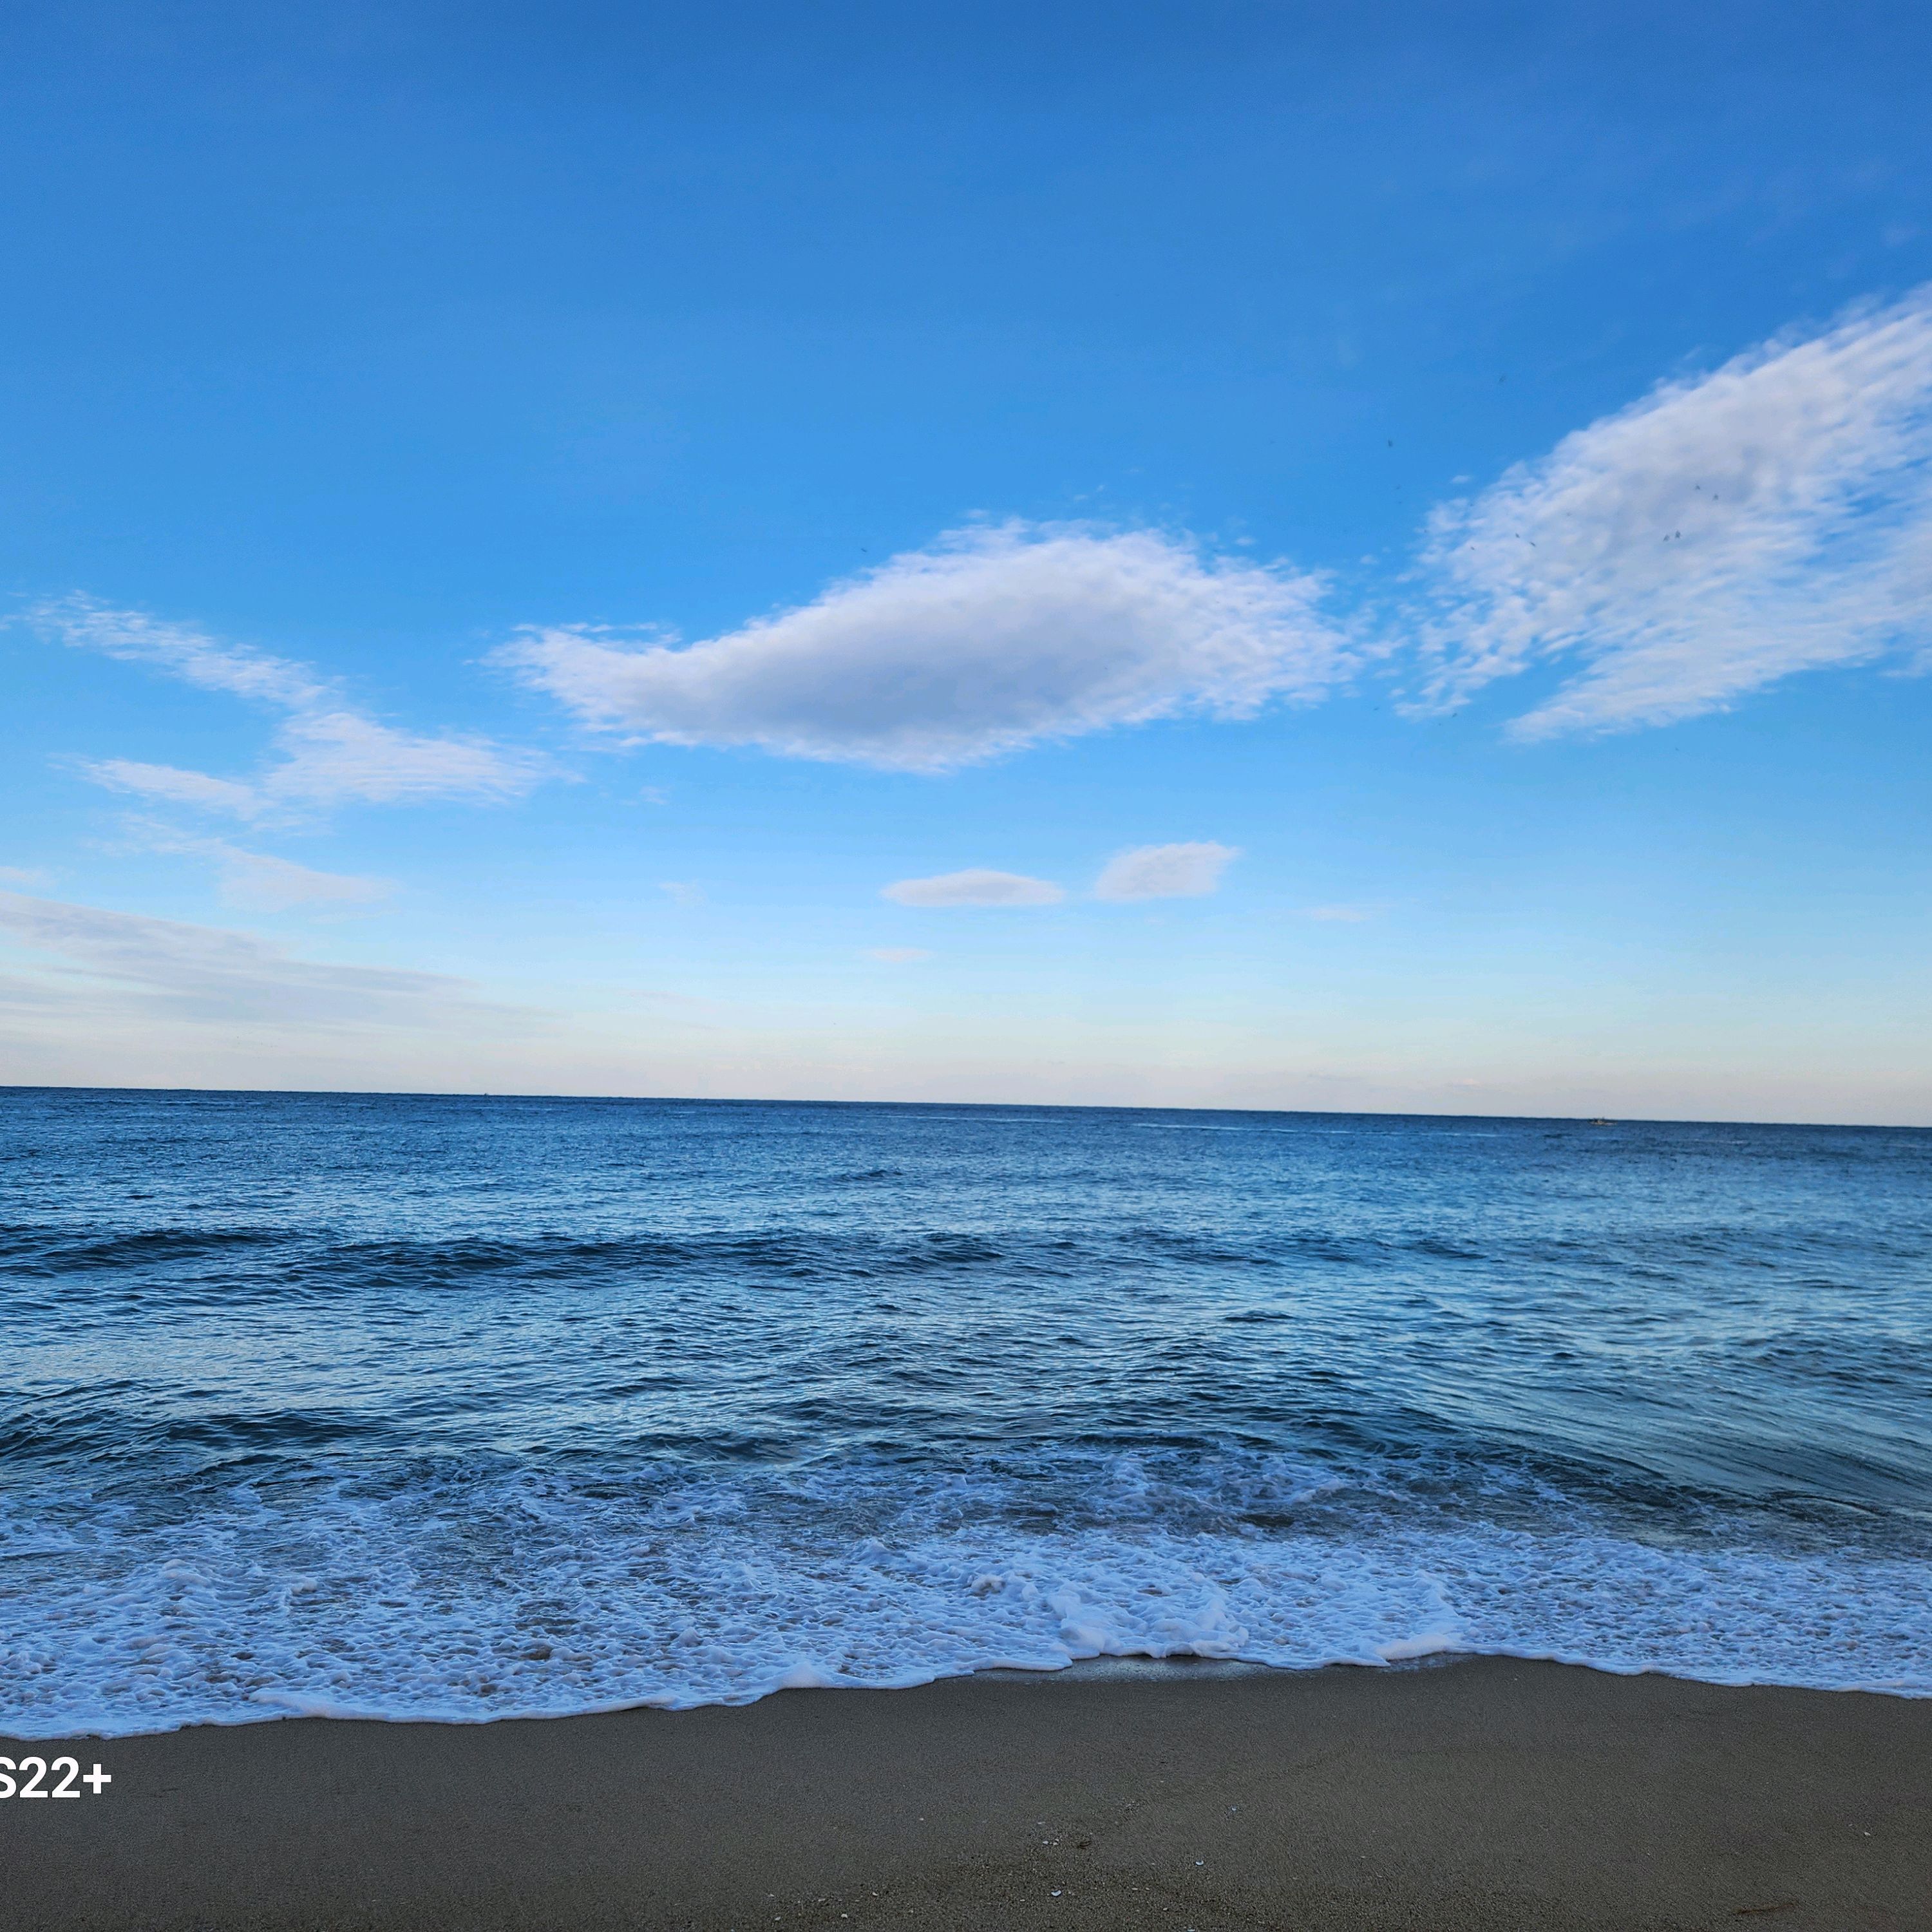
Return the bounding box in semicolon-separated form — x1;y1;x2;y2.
3;0;1929;1121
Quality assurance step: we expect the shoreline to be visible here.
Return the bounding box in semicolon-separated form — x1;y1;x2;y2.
7;1654;1928;1930
15;1646;1927;1745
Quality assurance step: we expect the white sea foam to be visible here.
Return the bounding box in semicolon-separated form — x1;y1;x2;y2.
2;1459;1926;1736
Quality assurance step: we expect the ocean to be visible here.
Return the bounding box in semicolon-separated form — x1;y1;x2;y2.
2;1086;1927;1736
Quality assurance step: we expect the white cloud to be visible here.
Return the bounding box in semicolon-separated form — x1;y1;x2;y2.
1416;289;1932;735
0;866;48;885
24;289;1932;927
1303;903;1378;922
658;881;706;904
863;947;934;963
504;522;1354;771
881;869;1065;907
0;891;500;1029
84;761;267;815
1093;842;1239;902
37;599;547;816
207;849;392;911
137;833;394;911
37;599;330;709
267;712;543;809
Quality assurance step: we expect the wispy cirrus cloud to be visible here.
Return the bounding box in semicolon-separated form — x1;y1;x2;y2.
133;832;395;911
1093;842;1239;902
504;523;1355;772
0;891;506;1029
42;599;331;708
35;599;548;818
85;761;264;814
882;869;1065;907
1415;288;1932;735
257;710;545;810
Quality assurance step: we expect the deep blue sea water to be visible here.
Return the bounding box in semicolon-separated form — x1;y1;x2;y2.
2;1087;1927;1736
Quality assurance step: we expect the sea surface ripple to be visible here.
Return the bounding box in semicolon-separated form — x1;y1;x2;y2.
2;1088;1927;1734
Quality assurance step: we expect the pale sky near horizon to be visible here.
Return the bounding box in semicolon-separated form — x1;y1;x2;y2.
3;1;1931;1124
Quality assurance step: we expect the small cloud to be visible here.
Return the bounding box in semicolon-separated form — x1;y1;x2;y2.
863;947;934;963
658;881;706;905
1303;903;1378;922
881;869;1065;908
32;598;328;709
0;866;48;885
204;848;392;911
85;759;263;816
137;830;394;910
265;711;545;810
638;786;670;804
1093;842;1239;902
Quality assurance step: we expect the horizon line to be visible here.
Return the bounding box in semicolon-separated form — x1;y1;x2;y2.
1;1081;1923;1133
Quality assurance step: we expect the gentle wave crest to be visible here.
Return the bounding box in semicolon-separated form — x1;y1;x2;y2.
5;1450;1928;1736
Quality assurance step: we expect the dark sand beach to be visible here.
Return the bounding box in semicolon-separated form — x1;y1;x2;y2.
5;1656;1927;1931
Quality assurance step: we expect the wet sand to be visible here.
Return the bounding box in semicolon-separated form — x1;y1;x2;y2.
3;1656;1927;1930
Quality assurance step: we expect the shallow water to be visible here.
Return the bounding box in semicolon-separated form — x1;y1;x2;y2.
2;1088;1927;1734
